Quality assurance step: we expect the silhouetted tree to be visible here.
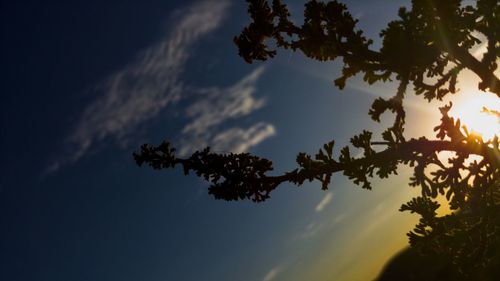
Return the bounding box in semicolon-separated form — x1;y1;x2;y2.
134;0;499;276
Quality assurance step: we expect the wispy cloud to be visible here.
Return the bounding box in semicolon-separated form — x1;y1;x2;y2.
300;221;323;239
183;67;266;136
262;266;281;281
68;0;229;161
315;192;333;212
178;66;275;155
210;123;275;153
47;0;275;173
46;0;229;173
333;212;347;225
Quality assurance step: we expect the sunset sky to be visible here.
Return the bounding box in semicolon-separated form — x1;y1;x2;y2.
1;1;495;280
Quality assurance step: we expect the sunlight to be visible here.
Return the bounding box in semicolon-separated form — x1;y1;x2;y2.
448;92;500;141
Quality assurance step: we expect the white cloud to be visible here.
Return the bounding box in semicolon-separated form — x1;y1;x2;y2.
333;213;347;225
300;221;323;239
67;0;230;160
47;0;230;171
177;66;275;156
315;192;333;212
211;123;276;153
48;0;275;174
262;266;281;281
183;67;266;136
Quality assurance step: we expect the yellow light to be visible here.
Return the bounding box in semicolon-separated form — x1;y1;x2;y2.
448;92;500;141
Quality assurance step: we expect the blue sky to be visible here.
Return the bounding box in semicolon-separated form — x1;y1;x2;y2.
0;0;459;280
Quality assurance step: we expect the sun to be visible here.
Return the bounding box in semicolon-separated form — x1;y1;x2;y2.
448;92;500;141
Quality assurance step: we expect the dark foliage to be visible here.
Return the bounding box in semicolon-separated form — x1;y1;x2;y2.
376;246;500;281
135;0;499;277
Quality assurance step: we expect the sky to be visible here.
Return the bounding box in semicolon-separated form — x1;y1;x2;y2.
0;0;468;280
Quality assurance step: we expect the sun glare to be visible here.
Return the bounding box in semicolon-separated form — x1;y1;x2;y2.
448;92;500;141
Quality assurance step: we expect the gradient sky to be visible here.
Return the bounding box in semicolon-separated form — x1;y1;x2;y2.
1;1;467;280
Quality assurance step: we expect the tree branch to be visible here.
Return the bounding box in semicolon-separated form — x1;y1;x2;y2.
134;138;500;202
